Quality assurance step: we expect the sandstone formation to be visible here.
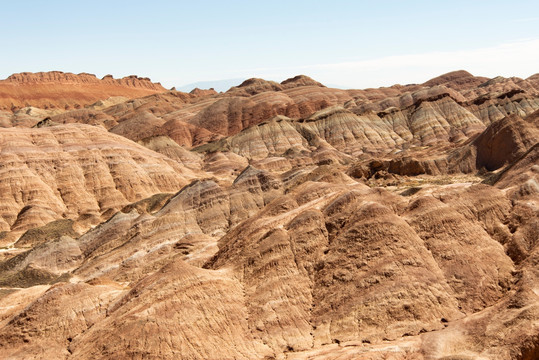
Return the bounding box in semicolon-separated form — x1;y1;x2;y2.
422;69;489;91
0;70;538;360
0;71;166;111
0;124;198;238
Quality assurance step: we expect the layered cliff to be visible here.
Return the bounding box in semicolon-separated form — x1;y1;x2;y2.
0;71;166;111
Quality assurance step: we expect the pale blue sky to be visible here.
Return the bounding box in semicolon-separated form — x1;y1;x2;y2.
1;0;538;89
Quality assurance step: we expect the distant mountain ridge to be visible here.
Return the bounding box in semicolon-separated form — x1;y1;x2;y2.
176;78;247;92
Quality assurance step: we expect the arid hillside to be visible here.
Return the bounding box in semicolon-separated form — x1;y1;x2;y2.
0;70;537;360
0;71;166;111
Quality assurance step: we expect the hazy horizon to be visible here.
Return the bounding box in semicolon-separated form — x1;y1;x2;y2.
1;1;538;89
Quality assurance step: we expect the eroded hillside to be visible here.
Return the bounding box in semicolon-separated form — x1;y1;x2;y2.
0;70;537;360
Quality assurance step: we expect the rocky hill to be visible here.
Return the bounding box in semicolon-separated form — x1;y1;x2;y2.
0;71;166;111
0;70;537;360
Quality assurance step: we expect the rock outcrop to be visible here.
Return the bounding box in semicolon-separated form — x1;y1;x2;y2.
0;124;196;236
0;70;538;360
0;71;166;111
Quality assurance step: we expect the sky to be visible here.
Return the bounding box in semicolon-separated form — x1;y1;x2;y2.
1;0;539;90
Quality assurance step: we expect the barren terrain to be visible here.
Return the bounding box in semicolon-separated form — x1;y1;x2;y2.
0;70;537;359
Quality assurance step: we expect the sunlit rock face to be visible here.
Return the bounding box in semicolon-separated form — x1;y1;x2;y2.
0;70;538;360
0;71;166;111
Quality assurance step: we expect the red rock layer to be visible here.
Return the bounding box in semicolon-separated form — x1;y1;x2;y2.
0;71;166;111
